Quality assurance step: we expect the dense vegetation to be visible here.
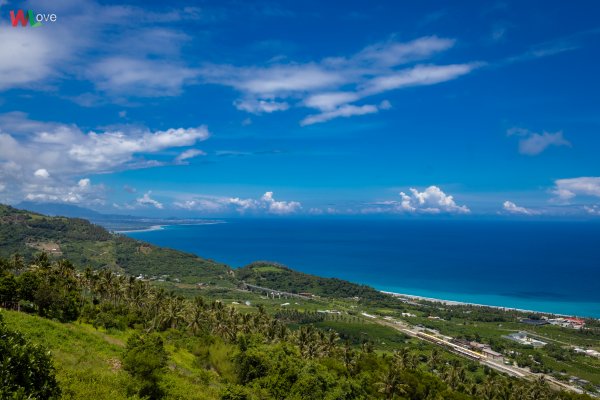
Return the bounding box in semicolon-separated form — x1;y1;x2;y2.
1;254;593;400
236;262;391;304
0;313;61;399
0;204;230;282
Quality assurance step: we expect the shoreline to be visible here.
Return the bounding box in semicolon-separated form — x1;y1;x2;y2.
114;220;227;234
381;290;582;318
114;224;166;233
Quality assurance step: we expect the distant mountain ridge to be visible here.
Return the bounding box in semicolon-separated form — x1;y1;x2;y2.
14;201;222;232
16;201;106;219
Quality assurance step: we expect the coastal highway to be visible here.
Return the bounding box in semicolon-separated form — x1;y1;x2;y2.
375;318;586;395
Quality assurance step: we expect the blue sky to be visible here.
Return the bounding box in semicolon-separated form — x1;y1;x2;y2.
0;0;599;217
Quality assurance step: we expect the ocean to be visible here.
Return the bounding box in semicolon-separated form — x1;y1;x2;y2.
125;219;600;318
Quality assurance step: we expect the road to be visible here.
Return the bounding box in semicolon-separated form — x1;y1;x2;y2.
376;318;587;395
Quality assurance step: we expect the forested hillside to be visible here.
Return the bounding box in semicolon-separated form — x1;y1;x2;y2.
2;255;591;400
0;204;230;282
237;262;391;303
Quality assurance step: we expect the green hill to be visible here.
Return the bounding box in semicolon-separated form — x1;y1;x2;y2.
1;310;223;400
236;262;391;303
0;204;230;283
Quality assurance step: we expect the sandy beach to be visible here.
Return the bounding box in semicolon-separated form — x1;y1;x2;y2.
114;225;166;234
380;290;575;317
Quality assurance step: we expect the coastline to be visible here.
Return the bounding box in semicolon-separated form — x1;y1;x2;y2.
114;224;166;233
118;220;600;319
381;290;577;318
113;220;226;234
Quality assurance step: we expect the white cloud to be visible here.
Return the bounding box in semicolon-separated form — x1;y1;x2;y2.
200;35;478;125
351;36;456;67
234;98;290;114
34;169;50;179
173;198;226;212
260;191;301;214
0;112;210;204
207;64;345;96
551;177;600;203
227;197;259;212
368;186;470;214
174;149;206;164
136;191;163;209
304;92;360;111
0;28;70;90
508;127;571;155
584;205;600;216
0;0;205;97
87;57;199;97
23;177;105;205
301;104;380;126
360;63;479;96
174;191;301;215
0;112;209;174
502;201;540;215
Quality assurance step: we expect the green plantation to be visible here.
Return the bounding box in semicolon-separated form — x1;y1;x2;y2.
0;254;594;400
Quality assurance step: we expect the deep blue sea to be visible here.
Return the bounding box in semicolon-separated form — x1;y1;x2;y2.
126;219;600;318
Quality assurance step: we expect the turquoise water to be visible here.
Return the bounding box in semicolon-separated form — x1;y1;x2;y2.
126;219;600;318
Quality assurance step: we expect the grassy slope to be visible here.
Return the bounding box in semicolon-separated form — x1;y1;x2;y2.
0;204;231;283
1;310;222;400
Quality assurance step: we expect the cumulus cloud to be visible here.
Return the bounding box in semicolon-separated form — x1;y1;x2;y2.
260;191;301;214
136;192;163;209
0;112;209;174
23;178;105;205
174;192;302;215
0;112;210;204
367;186;470;214
34;169;50;179
551;177;600;203
502;201;540;215
507;127;571;155
200;35;479;125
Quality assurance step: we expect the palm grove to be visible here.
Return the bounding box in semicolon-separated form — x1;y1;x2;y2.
0;253;594;400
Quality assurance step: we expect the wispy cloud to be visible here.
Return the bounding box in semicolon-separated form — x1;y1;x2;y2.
0;0;206;97
507;127;571;155
174;149;206;164
200;36;479;125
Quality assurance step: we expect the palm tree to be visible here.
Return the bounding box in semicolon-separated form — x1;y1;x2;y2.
527;376;551;400
428;349;442;372
160;293;186;330
186;300;206;335
375;367;408;400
